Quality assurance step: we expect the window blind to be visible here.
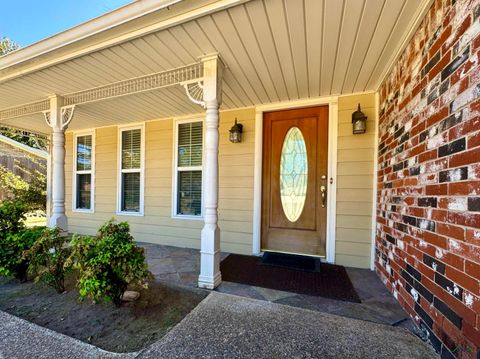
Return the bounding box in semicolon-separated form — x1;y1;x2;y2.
76;135;92;171
178;122;203;167
177;171;202;215
122;172;140;212
76;173;91;209
122;129;141;169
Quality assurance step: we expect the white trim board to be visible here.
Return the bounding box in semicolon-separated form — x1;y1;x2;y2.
252;96;339;264
116;123;145;216
0;134;48;158
171;116;205;221
72;130;96;214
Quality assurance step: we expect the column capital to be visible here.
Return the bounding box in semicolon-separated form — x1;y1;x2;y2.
43;95;75;132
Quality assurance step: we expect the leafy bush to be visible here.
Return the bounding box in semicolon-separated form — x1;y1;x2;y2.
67;219;152;306
0;165;46;211
0;199;27;235
24;227;72;293
0;227;44;281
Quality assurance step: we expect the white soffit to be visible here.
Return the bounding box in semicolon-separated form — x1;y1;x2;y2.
0;0;432;131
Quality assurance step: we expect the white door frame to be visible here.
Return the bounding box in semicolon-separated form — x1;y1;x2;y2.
252;96;338;264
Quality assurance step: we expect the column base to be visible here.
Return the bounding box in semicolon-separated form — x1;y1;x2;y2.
48;214;68;232
198;224;221;289
198;271;222;290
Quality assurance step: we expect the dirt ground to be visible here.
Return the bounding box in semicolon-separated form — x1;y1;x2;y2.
0;276;207;353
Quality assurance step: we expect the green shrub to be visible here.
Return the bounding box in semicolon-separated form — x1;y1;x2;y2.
24;227;72;293
67;219;152;306
0;200;27;236
0;227;44;281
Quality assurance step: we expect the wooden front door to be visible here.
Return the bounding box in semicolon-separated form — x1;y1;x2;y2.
261;106;329;256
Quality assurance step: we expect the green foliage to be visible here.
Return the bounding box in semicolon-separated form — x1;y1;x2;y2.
67;219;152;306
0;199;27;235
0;37;19;56
0;227;44;281
24;227;72;293
0;165;46;211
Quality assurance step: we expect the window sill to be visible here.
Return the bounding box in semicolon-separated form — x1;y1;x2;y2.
172;215;203;221
116;211;144;217
72;209;94;214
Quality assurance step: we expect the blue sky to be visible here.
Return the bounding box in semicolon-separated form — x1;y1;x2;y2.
1;0;133;47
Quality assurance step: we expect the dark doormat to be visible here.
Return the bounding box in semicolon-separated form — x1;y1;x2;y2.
260;252;321;272
220;254;361;303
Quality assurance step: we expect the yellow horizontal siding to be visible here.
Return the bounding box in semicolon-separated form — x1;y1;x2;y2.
335;93;376;268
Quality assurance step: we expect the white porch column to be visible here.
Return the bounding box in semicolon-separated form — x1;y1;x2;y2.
43;95;75;232
198;55;223;289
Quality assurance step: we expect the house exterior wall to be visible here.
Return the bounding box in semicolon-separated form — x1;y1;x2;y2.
65;108;256;255
65;98;376;268
336;93;377;268
376;0;480;357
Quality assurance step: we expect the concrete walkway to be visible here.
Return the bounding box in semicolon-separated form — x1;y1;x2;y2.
0;292;437;359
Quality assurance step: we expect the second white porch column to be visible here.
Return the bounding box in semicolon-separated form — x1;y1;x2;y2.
198;55;223;289
44;95;75;232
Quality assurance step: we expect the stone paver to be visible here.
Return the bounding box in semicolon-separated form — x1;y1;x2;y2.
141;243;409;326
138;292;438;359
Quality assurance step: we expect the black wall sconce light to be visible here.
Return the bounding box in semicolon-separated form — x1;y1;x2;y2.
352;104;367;134
229;118;243;143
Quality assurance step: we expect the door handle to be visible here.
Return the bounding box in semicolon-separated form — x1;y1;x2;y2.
321;185;326;208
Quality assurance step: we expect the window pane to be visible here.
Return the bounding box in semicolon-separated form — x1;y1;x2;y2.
76;135;92;171
178;122;202;167
177;171;202;216
76;174;91;209
122;172;140;212
122;129;141;170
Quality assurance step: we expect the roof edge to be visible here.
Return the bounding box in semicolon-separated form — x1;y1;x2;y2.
0;134;48;159
0;0;180;71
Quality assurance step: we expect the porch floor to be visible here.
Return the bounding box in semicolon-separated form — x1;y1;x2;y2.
142;243;413;329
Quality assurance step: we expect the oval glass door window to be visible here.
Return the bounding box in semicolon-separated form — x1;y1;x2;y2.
280;127;308;222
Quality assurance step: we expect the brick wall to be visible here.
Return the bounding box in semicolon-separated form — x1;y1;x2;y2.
376;0;480;358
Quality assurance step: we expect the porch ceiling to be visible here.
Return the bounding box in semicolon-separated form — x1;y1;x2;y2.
0;0;432;132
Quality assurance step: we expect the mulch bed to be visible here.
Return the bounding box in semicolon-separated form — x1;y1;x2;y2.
221;254;361;303
0;276;207;353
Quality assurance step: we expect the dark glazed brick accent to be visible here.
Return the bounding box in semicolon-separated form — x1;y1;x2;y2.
406;264;422;281
410;166;421;176
468;197;480;212
415;303;434;328
386;234;396;245
394;126;404;139
438;138;466;157
392;197;402;204
399;132;410;144
439;111;463;132
396;222;409;233
403;215;418;226
435;273;463;300
414;280;434;303
433;297;462;329
401;269;414;286
393;162;404;172
422;51;441;77
418;197;438;207
423;253;446;274
441;46;470;81
439;167;468;183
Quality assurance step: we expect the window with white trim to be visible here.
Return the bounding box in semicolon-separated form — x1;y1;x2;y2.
74;134;94;211
119;127;143;214
175;120;203;217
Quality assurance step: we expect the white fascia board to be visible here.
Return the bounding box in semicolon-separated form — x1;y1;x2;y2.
0;0;248;83
0;134;48;159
